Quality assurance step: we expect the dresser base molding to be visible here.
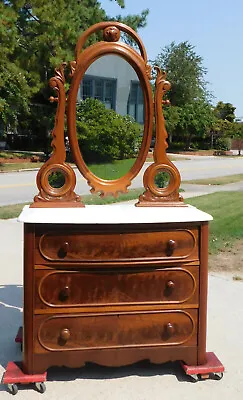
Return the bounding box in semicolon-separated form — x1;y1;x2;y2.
23;346;198;375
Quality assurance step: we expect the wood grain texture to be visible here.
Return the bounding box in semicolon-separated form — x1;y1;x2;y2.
34;266;199;309
197;222;209;365
35;310;198;352
21;220;210;375
35;225;199;264
22;224;35;374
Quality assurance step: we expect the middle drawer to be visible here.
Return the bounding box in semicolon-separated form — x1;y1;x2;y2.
35;266;199;310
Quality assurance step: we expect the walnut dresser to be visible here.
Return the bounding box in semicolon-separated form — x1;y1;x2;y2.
10;21;224;385
18;204;212;374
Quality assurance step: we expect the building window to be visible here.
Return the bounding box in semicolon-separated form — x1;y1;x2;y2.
127;81;144;124
80;75;116;110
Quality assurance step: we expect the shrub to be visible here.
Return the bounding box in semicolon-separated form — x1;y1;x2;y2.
214;137;231;151
76;98;142;163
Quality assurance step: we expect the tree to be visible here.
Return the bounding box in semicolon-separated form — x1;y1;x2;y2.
0;1;148;148
0;3;31;131
210;119;233;150
163;106;180;144
213;101;236;123
228;122;243;155
153;41;216;150
178;101;215;150
154;41;209;106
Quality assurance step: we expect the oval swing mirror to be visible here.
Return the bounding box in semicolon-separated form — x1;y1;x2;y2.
76;54;144;181
67;40;153;197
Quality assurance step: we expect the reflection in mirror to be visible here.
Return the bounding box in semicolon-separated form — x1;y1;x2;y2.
154;171;171;189
48;170;66;189
76;55;144;180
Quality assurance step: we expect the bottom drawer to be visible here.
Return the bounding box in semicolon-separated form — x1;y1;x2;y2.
36;310;197;352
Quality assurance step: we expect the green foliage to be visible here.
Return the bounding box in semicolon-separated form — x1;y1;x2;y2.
154;172;170;188
0;3;31;129
211;105;239;150
1;0;148;147
154;41;209;106
76;98;142;162
214;101;236;123
164;101;215;150
111;0;125;8
48;171;66;188
178;101;215;149
163;106;180;143
153;41;215;150
214;137;231;151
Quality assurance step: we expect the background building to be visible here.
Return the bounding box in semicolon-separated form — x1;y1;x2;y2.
78;55;144;124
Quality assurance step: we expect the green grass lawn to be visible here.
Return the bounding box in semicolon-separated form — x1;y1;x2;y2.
0;154;186;173
87;159;136;179
0;189;144;219
0;151;34;159
183;174;243;185
1;192;242;258
0;162;43;171
186;192;243;254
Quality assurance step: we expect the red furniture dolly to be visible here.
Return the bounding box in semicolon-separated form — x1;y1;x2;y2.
2;327;47;395
181;352;224;382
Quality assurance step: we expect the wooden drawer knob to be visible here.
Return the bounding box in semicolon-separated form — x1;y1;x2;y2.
166;239;176;256
166;280;175;290
59;285;70;301
60;328;71;342
165;323;175;337
58;241;69;258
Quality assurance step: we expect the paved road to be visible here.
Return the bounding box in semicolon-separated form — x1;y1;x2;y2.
0;155;242;206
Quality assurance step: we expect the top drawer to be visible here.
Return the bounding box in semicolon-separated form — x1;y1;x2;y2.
35;225;199;265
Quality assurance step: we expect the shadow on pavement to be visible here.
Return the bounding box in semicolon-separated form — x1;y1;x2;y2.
0;285;23;369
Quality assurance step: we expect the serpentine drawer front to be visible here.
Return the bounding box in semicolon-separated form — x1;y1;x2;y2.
35;267;199;309
35;310;198;352
36;227;199;264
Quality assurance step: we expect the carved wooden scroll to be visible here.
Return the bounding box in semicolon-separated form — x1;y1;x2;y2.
31;21;184;207
31;63;82;207
136;67;184;206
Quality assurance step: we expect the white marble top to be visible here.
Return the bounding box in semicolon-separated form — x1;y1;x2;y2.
18;204;213;224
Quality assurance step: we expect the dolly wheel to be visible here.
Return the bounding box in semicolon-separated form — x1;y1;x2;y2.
35;382;46;393
214;372;223;380
190;374;199;382
7;383;18;395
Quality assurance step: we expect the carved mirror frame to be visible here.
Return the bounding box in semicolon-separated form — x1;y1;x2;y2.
31;22;184;208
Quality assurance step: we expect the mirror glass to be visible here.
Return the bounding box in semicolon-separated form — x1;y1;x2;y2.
154;171;171;189
48;170;66;189
75;55;144;180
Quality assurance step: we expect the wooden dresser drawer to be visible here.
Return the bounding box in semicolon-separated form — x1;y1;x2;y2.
35;267;199;309
35;227;199;265
35;310;198;352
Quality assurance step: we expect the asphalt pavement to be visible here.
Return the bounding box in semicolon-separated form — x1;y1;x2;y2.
1;153;243;206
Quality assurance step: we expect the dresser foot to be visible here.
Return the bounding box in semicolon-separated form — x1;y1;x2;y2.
180;352;224;382
2;361;47;394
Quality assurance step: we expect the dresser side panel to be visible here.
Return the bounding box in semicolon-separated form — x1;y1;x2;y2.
197;222;209;365
23;223;35;374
